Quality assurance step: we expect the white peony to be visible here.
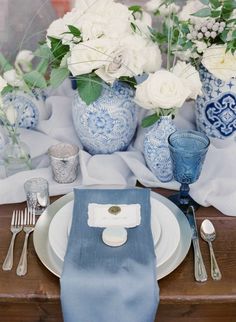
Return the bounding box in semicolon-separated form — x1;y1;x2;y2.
172;61;202;99
135;70;191;110
67;38;116;76
146;0;179;15
202;45;236;81
15;50;34;73
3;69;24;88
0;76;7;92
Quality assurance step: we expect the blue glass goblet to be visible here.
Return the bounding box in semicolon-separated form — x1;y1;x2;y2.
168;130;210;211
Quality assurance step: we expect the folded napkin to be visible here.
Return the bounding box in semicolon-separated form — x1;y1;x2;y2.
60;188;159;322
88;203;141;228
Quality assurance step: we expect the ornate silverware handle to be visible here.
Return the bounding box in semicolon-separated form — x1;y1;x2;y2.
16;232;30;276
2;233;17;271
209;242;222;280
193;238;208;282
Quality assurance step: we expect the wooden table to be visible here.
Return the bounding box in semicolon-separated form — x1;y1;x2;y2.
0;188;236;322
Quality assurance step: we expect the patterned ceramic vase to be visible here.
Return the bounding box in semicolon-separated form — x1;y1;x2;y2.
72;82;138;155
196;65;236;139
144;116;176;182
3;90;47;129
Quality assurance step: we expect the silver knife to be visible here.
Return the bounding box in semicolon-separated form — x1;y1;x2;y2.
186;206;208;282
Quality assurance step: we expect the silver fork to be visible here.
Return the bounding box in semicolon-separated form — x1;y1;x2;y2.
16;208;35;276
2;210;24;271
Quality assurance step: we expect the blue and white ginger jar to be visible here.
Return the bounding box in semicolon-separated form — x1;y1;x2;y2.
72;82;138;155
3;90;47;129
144;116;176;182
196;66;236;139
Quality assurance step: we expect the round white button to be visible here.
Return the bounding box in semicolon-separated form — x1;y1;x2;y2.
102;227;127;247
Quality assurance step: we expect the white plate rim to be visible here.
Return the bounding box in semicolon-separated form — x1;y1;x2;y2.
33;191;192;280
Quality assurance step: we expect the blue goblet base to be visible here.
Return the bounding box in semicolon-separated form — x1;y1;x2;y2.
168;193;200;213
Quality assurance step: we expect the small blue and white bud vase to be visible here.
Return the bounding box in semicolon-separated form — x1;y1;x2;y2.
196;65;236;139
144;115;176;182
3;90;48;129
72;81;139;155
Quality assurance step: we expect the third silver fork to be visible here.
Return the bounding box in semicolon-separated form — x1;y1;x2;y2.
16;208;35;276
2;210;23;271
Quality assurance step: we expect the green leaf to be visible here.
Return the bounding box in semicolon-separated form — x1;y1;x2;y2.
48;36;70;62
36;58;49;75
119;76;137;88
209;0;221;8
128;5;142;13
67;25;81;38
77;74;103;105
50;68;70;88
220;29;229;42
0;53;13;72
211;10;221;17
1;85;14;96
200;0;209;5
191;7;211;17
232;30;236;39
23;71;47;88
34;44;52;59
141;113;159;128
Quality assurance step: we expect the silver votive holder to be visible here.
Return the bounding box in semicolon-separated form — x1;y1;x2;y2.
48;143;80;184
24;177;50;215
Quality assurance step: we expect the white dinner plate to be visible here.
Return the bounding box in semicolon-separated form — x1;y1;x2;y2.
33;191;192;280
48;196;180;269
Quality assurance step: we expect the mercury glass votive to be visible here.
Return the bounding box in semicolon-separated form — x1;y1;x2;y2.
24;177;50;215
48;143;80;183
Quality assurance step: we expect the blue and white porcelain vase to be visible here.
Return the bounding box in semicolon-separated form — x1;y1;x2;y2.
3;90;47;129
144;116;176;182
196;66;236;139
72;81;138;155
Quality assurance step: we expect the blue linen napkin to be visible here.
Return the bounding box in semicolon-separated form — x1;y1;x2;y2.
60;188;159;322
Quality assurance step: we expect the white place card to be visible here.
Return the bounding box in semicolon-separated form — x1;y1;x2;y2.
88;203;141;228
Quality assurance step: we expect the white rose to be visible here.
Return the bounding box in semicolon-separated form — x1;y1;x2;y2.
96;34;161;83
67;38;116;76
3;69;24;88
15;50;34;73
202;45;236;81
135;70;191;110
46;18;67;43
5;105;18;125
172;61;202;99
146;0;179;15
0;76;7;92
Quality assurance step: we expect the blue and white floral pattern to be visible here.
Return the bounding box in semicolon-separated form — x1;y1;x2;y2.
3;90;47;129
144;116;176;182
72;82;138;155
196;66;236;139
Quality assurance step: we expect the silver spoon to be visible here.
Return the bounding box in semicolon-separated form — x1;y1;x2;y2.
200;219;222;280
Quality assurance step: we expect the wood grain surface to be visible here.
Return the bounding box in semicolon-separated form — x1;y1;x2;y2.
0;189;235;322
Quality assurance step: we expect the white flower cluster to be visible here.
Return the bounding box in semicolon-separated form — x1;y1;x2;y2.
47;0;162;83
135;61;202;111
2;50;34;88
187;21;226;41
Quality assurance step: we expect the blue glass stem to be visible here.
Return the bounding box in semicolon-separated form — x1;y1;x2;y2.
179;183;190;206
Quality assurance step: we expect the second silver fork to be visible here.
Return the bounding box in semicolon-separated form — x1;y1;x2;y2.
16;208;35;276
